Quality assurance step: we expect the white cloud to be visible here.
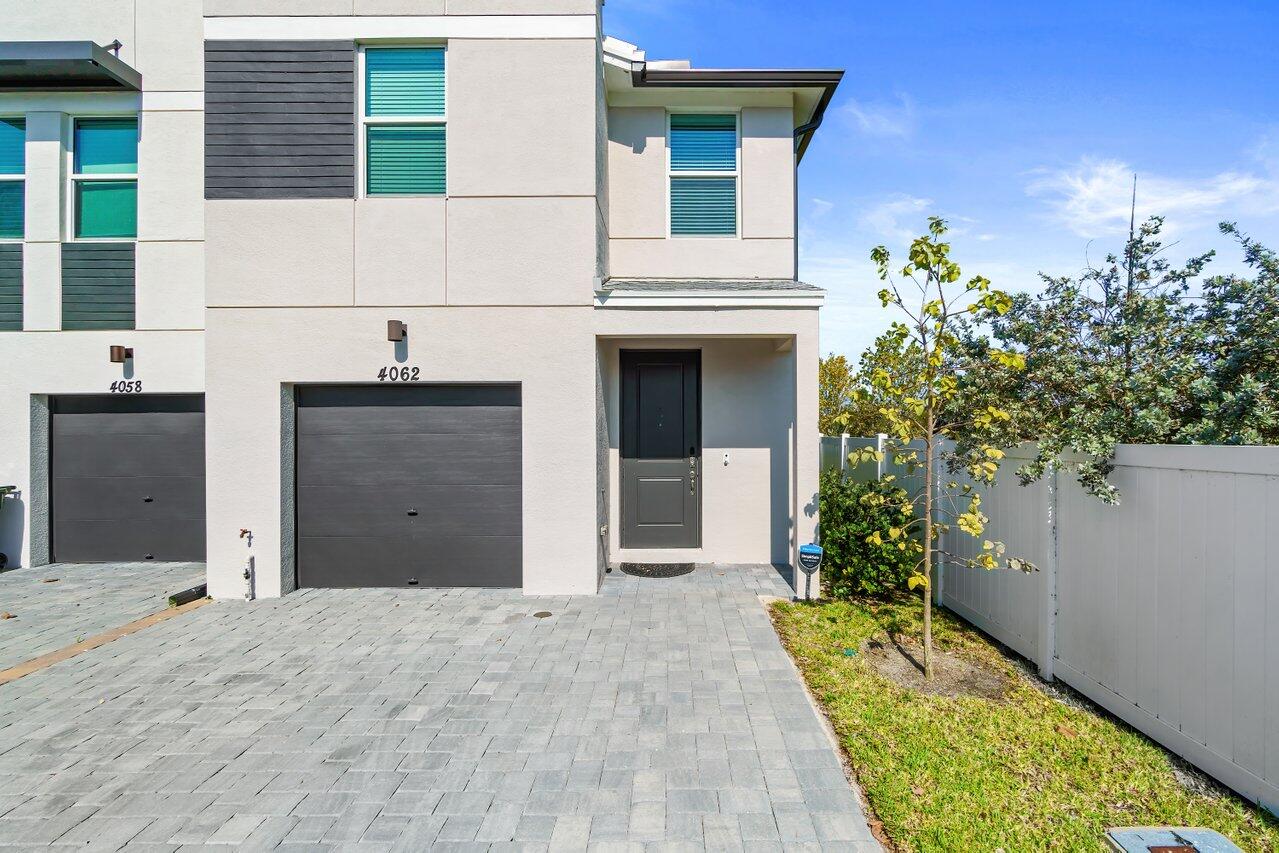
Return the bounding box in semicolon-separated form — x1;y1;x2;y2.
1025;157;1279;239
839;94;917;139
857;194;934;244
809;197;834;220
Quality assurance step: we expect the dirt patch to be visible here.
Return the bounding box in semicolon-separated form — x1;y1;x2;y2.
863;636;1011;700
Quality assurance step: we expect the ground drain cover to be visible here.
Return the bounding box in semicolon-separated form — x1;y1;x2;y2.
619;562;694;579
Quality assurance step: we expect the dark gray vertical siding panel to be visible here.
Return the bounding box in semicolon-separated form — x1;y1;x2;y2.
204;40;356;200
0;244;21;331
62;243;135;330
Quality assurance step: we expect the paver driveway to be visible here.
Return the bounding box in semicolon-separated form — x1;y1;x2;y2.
0;562;205;670
0;564;879;851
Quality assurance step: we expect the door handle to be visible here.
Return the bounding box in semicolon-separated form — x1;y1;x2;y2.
689;457;696;494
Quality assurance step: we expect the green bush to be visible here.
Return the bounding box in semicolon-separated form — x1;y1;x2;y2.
818;468;916;598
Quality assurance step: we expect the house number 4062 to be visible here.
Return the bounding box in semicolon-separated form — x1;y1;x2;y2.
377;366;420;382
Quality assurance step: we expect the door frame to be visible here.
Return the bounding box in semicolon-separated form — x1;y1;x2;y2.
619;348;702;549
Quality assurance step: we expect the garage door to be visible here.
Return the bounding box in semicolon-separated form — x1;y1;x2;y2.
296;385;522;588
51;395;206;562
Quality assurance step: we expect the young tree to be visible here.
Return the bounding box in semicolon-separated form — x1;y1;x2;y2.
853;217;1034;679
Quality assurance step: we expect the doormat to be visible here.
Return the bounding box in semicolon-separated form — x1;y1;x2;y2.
619;562;694;578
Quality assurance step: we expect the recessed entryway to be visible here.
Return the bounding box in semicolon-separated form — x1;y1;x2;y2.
294;384;522;589
50;395;206;563
620;350;701;549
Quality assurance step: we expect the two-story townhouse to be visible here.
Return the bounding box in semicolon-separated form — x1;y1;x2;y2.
0;0;840;600
0;2;207;570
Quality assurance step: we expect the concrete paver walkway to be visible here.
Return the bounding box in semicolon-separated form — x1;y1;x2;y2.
0;562;205;670
0;564;879;850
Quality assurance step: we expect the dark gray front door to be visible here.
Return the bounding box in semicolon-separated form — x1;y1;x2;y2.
295;384;522;588
51;395;206;563
620;350;700;548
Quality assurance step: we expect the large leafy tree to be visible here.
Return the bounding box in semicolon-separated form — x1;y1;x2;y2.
844;217;1034;679
819;354;881;435
1179;223;1279;445
962;217;1278;502
819;335;923;437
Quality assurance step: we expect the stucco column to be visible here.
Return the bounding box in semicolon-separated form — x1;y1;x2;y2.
22;111;64;331
794;315;821;597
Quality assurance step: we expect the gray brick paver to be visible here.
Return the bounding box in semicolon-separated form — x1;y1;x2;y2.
0;565;878;851
0;562;204;669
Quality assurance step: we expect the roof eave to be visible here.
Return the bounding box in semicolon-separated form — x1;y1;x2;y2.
628;62;844;161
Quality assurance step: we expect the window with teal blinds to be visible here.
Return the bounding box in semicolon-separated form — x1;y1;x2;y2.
0;118;23;175
366;125;446;195
74;118;138;174
669;113;737;236
0;118;25;239
671;178;737;236
72;117;138;239
363;47;446;196
670;113;737;171
366;48;445;117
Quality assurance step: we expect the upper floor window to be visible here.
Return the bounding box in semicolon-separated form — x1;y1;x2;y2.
72;117;138;239
668;113;738;237
361;47;446;196
0;118;24;240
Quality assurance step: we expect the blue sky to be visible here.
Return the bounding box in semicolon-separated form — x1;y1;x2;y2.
603;0;1279;359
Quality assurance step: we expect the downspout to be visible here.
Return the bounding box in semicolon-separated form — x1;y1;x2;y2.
791;107;831;281
793;136;800;279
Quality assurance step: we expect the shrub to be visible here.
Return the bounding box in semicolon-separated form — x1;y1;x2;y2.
818;468;916;598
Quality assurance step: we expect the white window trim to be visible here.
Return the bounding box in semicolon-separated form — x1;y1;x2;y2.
0;116;24;243
666;109;741;240
66;115;138;243
356;43;448;200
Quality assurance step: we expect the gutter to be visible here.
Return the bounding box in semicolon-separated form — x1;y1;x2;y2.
628;62;844;161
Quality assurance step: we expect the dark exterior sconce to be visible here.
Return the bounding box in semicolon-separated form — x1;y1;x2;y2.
387;320;407;342
109;345;133;363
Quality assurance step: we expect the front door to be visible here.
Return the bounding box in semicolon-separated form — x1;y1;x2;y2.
620;350;700;548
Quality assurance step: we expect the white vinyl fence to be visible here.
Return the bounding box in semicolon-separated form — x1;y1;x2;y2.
821;439;1279;814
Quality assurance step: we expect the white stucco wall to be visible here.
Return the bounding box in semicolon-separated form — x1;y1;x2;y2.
204;306;599;598
203;0;599;14
0;0;206;568
605;105;796;280
0;332;205;568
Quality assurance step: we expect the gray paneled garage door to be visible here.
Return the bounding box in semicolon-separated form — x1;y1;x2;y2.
296;385;522;588
51;395;206;562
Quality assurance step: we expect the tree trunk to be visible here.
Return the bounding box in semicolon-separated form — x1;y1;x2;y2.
922;420;935;680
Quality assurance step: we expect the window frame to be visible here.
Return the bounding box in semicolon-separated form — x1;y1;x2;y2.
67;115;139;242
357;43;448;199
666;109;741;240
0;116;25;243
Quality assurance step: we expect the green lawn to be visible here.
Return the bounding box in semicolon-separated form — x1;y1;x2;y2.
771;597;1279;852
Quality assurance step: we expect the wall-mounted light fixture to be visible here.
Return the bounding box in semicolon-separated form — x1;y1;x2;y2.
387;320;408;342
109;345;133;363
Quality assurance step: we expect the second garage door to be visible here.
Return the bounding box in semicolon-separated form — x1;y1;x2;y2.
295;385;522;588
51;394;206;563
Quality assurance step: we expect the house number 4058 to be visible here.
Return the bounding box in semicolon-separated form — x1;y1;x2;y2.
109;380;142;393
377;366;420;382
